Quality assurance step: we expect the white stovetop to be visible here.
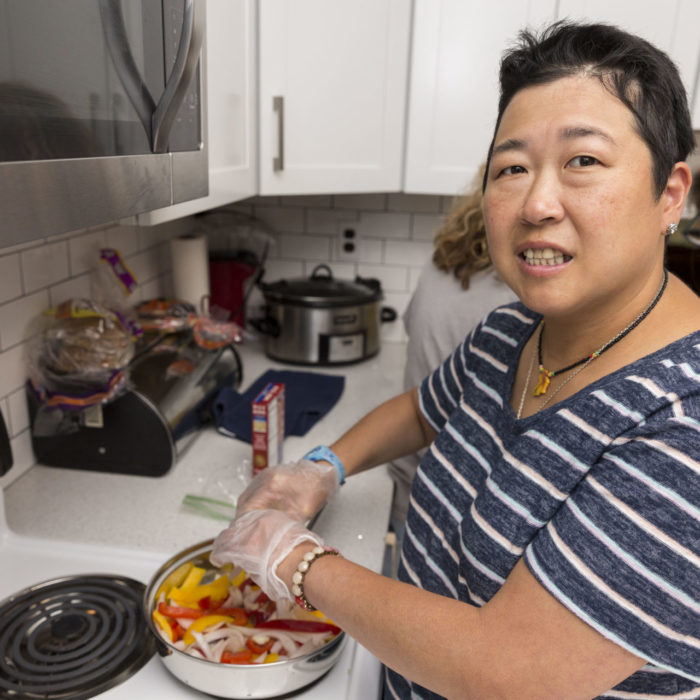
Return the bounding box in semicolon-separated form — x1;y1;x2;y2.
0;339;406;699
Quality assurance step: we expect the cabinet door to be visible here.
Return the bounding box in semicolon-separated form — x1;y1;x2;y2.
403;0;557;196
258;0;411;195
137;0;257;225
557;0;700;128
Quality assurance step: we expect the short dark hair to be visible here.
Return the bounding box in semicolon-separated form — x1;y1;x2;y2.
483;21;695;198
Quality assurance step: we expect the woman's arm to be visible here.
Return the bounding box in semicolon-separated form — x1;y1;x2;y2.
329;387;437;477
278;548;646;699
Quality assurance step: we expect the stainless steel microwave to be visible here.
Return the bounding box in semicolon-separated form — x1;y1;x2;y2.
0;0;208;247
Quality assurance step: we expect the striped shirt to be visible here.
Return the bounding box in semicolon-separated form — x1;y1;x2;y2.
386;303;700;700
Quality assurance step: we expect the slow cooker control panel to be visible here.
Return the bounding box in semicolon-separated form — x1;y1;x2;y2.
320;332;366;363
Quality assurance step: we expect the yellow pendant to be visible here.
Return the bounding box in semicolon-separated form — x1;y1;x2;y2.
533;368;551;396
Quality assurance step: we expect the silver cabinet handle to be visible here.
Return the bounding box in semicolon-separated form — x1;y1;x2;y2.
273;95;284;171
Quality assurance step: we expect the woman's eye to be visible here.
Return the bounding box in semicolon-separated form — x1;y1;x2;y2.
498;164;527;176
568;155;599;167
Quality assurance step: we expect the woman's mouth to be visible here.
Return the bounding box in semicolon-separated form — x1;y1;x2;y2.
520;247;572;266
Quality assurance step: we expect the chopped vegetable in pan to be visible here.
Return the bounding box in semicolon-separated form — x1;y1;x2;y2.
152;565;341;664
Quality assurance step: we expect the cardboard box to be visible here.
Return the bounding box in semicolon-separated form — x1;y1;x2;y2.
251;382;285;475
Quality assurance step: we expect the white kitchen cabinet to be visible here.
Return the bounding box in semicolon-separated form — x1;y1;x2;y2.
403;0;557;196
136;0;257;225
557;0;700;130
257;0;411;196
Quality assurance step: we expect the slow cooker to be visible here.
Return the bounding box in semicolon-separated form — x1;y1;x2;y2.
252;265;396;366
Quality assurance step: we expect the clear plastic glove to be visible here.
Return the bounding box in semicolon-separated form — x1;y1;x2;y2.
210;509;322;601
236;459;339;522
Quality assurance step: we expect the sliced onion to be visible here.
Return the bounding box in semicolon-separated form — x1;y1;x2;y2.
192;630;215;661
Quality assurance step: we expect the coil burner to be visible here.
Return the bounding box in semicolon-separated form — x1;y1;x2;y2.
0;575;155;699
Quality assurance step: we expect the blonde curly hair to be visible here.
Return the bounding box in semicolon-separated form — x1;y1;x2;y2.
432;164;491;290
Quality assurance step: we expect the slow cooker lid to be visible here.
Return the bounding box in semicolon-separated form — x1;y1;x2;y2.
261;264;382;307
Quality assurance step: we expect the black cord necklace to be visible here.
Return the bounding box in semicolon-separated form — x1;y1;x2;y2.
534;269;669;396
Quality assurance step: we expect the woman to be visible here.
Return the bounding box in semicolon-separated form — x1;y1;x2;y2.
211;22;700;698
389;165;517;541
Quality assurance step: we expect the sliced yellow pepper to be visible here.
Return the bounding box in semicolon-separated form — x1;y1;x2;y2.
179;565;207;591
263;653;279;663
170;573;230;607
231;569;247;588
152;609;175;642
183;614;234;645
155;561;194;602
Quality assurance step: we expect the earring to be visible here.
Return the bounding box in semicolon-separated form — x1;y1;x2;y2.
666;222;678;237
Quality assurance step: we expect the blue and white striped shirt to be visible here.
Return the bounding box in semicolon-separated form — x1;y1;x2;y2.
386;303;700;700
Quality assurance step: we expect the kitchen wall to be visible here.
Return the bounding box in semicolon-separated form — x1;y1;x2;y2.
0;191;451;487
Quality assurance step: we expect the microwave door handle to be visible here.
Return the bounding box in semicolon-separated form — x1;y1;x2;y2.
151;0;204;153
98;0;155;144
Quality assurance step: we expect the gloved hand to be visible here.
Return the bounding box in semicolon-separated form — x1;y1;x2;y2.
210;509;322;601
236;459;340;523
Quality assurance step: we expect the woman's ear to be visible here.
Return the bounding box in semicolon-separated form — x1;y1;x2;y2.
662;161;692;230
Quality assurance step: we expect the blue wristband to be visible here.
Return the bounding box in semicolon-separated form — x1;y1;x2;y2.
303;445;346;485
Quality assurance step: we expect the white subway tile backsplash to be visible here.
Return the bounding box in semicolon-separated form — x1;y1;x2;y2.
356;237;383;265
21;241;70;293
357;264;408;293
49;273;92;307
127;244;169;285
254;206;305;234
260;259;305;282
0;254;22;304
0;400;8;436
333;193;387;211
105;224;141;256
412;213;444;241
8;388;29;436
306;208;358;235
385;239;433;267
0;344;28;397
357;212;411;240
277;233;330;261
68;230;108;276
0;290;49;350
387;193;442;214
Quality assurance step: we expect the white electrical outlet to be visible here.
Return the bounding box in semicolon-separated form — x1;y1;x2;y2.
336;224;360;262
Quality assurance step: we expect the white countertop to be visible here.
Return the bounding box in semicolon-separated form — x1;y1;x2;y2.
3;339;407;572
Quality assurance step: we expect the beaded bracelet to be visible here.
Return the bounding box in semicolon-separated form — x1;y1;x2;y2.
291;545;340;611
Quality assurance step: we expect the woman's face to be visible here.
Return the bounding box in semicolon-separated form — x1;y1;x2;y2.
483;75;669;321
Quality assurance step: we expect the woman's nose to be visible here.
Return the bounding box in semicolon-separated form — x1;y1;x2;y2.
520;172;564;225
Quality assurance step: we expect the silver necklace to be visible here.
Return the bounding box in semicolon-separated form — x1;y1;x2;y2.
515;270;668;419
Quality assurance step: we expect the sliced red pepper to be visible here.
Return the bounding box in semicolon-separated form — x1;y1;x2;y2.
256;619;341;635
246;636;274;655
221;649;254;664
169;619;185;642
254;591;270;605
197;595;212;610
211;606;249;626
157;602;204;619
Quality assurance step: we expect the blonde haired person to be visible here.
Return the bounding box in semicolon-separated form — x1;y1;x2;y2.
389;166;516;538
